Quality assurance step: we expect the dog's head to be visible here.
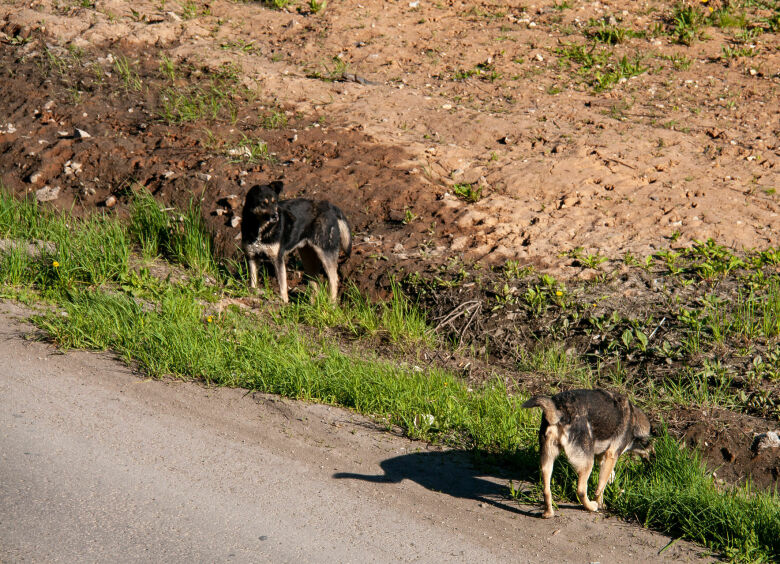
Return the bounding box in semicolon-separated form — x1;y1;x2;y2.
628;404;653;460
244;181;283;227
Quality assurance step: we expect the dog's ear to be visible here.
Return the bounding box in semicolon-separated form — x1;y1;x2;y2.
269;180;284;195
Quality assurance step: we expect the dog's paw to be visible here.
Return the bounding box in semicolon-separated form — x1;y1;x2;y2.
541;510;555;519
583;500;599;512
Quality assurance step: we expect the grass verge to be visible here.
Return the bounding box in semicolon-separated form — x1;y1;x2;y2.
1;189;777;561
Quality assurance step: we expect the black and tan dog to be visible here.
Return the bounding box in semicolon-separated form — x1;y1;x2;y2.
241;181;352;303
522;389;652;518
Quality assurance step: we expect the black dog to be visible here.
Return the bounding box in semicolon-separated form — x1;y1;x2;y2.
241;181;352;303
522;389;652;518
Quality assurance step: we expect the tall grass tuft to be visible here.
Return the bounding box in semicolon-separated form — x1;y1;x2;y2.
0;190;129;289
0;191;47;239
275;281;434;347
128;190;216;274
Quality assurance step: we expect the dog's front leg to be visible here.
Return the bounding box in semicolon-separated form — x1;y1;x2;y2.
594;451;618;507
274;258;289;303
248;257;259;289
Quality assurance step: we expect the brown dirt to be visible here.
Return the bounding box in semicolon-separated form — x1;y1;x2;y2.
1;0;779;489
678;407;780;488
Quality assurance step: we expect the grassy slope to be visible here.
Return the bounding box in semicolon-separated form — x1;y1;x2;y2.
1;190;777;561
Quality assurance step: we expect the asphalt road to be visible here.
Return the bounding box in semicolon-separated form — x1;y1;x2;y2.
0;302;706;563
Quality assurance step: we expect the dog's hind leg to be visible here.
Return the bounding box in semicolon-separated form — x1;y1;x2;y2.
540;427;560;518
299;245;323;299
311;246;340;303
594;450;618;507
323;256;339;302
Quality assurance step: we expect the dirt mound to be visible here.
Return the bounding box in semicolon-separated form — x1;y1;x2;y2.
681;407;780;489
2;0;779;276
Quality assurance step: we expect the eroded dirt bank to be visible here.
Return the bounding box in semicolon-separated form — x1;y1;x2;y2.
1;0;778;276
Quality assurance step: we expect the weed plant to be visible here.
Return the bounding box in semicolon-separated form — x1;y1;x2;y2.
556;44;647;92
129;190;216;273
452;183;483;203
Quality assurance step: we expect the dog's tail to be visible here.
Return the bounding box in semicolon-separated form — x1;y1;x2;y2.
335;210;352;259
522;396;561;425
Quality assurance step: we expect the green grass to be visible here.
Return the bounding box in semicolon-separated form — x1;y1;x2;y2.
35;285;526;447
157;62;245;124
586;21;644;45
659;52;693;71
273;281;435;348
227;134;274;164
308;0;326;13
261;108;288;129
610;433;779;562
113;54;143;92
263;0;291;8
0;189;778;561
722;44;759;60
670;2;707;45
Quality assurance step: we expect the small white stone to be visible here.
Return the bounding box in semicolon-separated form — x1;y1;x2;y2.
35;185;60;202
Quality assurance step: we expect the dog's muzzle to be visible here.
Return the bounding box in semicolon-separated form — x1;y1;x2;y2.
253;207;279;224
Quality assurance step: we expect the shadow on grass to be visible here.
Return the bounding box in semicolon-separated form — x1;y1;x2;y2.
334;449;543;518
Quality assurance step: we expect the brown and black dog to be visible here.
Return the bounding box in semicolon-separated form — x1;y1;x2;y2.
522;389;652;518
241;181;352;303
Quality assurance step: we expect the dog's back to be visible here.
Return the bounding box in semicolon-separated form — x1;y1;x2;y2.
277;198;351;258
553;389;630;442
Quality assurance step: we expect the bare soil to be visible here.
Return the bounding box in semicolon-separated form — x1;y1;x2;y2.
1;0;779;489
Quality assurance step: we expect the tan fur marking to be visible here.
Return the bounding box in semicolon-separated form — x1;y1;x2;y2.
337;218;350;252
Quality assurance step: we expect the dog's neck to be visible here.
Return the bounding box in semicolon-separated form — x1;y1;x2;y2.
245;211;282;244
258;217;280;238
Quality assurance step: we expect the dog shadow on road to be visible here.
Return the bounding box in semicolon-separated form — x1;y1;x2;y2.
333;449;541;518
